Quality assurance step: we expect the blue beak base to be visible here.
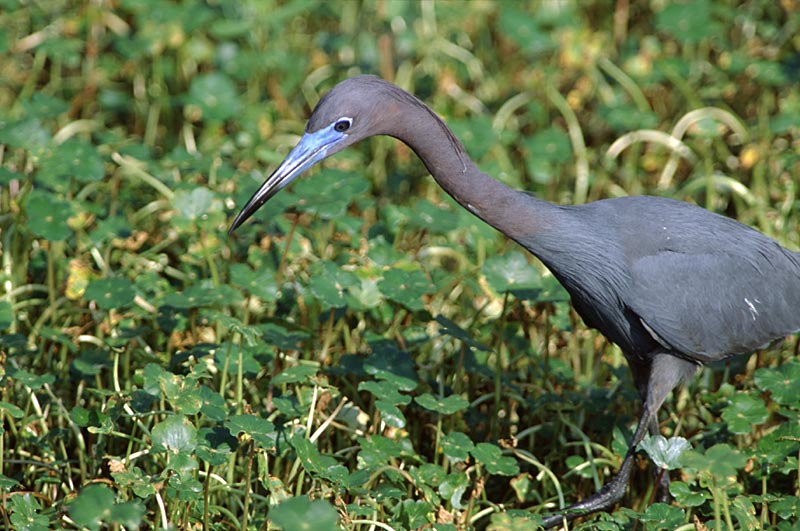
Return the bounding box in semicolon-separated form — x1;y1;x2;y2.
228;124;347;233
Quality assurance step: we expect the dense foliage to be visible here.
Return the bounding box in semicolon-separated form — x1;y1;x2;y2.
1;1;799;530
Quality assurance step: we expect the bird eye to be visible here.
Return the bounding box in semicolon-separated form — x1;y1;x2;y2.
334;118;351;132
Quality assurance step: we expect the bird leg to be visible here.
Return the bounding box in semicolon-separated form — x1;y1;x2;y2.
648;414;671;503
539;403;655;529
539;354;698;529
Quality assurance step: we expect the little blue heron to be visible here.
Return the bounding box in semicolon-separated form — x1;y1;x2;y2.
229;76;800;526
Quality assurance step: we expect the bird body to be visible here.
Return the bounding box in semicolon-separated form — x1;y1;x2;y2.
521;195;800;361
230;76;800;526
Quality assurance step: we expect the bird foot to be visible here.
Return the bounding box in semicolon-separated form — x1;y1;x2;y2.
538;470;631;529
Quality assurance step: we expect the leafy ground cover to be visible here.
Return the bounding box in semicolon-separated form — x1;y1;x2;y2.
1;1;799;530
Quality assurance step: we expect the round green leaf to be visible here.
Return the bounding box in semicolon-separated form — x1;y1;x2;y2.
0;401;24;419
668;481;707;507
358;434;408;466
173;186;215;221
524;127;572;164
637;502;685;529
414;393;469;415
197;385;227;421
358;380;411;406
754;360;800;407
230;263;280;301
721;393;769;434
378;268;433;311
270;496;338;531
470;442;519;476
9;368;55;390
25;190;73;241
271;365;319;385
374;399;407;429
186;73;241;122
166;452;198;477
38;138;104;188
84;278;136;310
9;492;48;531
308;261;358;309
637;435;691;470
441;432;474;463
682;443;747;479
403;199;460;234
68;484;144;531
225;414;277;449
68;484;114;531
196;427;236;466
21;93;70;118
482;251;540;294
294;168;371;219
0;118;51;151
363;347;419;390
161;284;242;309
151;415;197;453
498;4;549;53
655;0;718;44
487;512;543;531
292;433;339;476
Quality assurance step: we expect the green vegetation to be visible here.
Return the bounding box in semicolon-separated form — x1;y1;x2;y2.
2;1;799;530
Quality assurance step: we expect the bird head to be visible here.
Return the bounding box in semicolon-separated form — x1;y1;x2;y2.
229;76;393;233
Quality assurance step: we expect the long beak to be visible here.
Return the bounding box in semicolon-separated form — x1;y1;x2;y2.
228;123;347;233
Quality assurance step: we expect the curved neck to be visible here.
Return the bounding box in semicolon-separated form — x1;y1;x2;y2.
382;91;551;240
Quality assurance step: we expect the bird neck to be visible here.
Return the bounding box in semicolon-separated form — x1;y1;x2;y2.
384;94;549;240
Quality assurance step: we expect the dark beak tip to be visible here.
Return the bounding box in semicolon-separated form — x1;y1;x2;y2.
227;206;251;236
227;212;249;236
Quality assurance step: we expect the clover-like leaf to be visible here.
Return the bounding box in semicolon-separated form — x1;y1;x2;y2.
471;442;519;476
668;481;707;507
721;393;769;434
524;127;572;164
151;415;197;453
25;190;73;241
186;73;241;122
84;278;136;310
441;432;474;463
309;261;358;309
636;502;685;529
9;368;55;390
271;365;319;385
38;138;104;187
225;414;277;449
173;187;215;221
294;168;370;219
414;393;469;415
358;380;412;406
358;435;409;468
68;484;145;531
681;443;747;479
655;0;718;44
482;251;540;294
754;360;800;407
230;263;280;301
378;268;433;311
638;435;691;470
8;493;48;531
270;496;338;531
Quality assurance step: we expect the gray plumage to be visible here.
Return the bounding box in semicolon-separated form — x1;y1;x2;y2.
229;76;800;527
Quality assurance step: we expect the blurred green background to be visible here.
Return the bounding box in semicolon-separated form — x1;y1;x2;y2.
1;1;799;530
